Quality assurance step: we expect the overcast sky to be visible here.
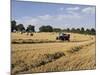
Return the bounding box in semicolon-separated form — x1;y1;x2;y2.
12;0;96;31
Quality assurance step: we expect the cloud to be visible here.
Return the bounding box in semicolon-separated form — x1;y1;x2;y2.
56;14;81;21
66;7;80;11
59;7;64;11
39;13;80;21
59;7;80;12
38;14;52;20
16;11;95;31
58;7;81;17
82;7;95;14
17;13;82;27
16;16;41;28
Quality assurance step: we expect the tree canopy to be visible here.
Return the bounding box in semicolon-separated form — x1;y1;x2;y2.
16;24;25;31
26;25;35;32
11;20;17;32
39;25;53;32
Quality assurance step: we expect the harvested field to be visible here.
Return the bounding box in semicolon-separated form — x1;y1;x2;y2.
11;32;96;74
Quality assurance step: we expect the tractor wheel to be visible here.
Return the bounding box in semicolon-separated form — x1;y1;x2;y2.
56;37;59;40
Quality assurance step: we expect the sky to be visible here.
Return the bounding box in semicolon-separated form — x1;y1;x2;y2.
12;0;96;31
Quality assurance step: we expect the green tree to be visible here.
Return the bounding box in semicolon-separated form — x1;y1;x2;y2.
26;25;35;32
62;28;70;32
16;24;25;32
66;28;70;32
86;29;90;32
85;29;90;34
76;28;80;33
39;25;53;32
11;20;16;32
71;28;76;32
81;27;84;31
90;28;96;35
53;28;61;32
80;27;85;33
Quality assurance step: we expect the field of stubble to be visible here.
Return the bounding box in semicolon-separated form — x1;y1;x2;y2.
11;32;96;74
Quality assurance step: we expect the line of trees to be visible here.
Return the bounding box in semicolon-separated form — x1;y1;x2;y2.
11;20;35;32
11;20;96;35
61;27;96;35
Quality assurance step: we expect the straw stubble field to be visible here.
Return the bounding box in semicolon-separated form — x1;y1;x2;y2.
11;32;96;74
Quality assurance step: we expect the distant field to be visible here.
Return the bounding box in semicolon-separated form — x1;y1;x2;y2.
11;32;93;44
11;32;96;74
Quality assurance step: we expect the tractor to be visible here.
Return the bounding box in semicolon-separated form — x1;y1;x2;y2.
56;33;70;41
